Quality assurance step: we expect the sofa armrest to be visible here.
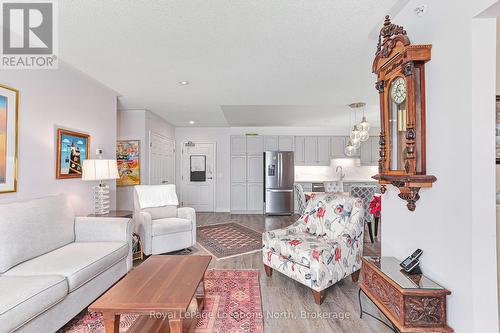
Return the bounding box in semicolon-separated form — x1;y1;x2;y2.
74;216;132;243
178;207;196;245
75;216;133;272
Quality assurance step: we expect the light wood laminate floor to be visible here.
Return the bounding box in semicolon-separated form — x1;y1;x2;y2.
144;213;392;333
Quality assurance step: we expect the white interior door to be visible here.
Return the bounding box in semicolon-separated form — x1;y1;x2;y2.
181;142;215;212
149;132;175;186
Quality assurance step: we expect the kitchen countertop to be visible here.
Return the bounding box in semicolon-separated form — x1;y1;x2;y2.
295;179;377;183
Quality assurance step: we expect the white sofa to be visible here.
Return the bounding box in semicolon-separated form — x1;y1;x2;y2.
0;195;132;333
133;187;196;255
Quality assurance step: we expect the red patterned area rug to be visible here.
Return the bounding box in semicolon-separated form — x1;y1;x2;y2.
59;269;263;333
197;223;262;259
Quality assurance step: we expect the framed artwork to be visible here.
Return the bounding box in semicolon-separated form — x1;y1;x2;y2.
116;140;140;186
56;129;90;179
0;84;19;193
497;96;500;164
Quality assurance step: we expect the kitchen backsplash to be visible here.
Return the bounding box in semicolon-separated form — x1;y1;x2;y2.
295;158;378;182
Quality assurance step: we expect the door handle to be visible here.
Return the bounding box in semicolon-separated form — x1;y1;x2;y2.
267;189;293;193
207;177;213;179
162;180;169;184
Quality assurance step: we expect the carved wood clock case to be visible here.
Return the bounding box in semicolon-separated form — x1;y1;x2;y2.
372;16;436;211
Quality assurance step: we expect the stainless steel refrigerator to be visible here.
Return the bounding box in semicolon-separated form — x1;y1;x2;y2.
264;151;294;215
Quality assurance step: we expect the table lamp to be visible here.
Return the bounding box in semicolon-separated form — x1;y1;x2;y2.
82;158;119;215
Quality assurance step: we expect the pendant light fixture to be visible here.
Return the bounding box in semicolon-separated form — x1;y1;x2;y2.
344;138;356;157
349;102;370;142
345;104;358;156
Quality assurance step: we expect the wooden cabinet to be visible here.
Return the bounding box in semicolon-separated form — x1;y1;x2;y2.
263;136;279;151
247;156;263;182
360;137;380;166
230;156;246;182
230;183;247;211
231;136;247;155
299;136;332;165
247;182;263;212
360;257;453;333
304;137;317;164
246;136;263;155
294;136;305;165
230;136;263;213
331;136;346;158
278;136;294;151
317;137;331;165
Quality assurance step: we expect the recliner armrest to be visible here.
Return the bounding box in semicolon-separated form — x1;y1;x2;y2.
74;216;132;243
177;207;196;223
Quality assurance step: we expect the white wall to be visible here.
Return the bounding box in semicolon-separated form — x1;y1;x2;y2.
0;62;118;215
382;1;498;332
116;110;147;210
116;109;175;210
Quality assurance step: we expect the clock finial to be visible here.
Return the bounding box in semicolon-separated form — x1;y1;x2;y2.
384;15;391;26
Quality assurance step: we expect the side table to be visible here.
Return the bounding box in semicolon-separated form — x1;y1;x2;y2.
359;256;453;333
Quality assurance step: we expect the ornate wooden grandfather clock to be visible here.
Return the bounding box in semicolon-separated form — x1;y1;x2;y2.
372;16;436;211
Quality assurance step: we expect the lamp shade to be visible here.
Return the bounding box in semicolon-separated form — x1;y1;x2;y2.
82;159;119;181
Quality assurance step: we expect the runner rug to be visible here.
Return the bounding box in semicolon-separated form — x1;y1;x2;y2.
59;269;263;333
196;223;263;259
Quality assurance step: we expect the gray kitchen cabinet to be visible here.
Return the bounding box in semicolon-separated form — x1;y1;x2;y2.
360;138;373;165
317;136;331;165
247;155;263;182
331;136;346;158
304;137;317;164
360;137;379;165
278;136;294;151
246;136;264;155
231;136;247;155
231;183;247;211
230;156;247;182
294;136;305;165
263;136;279;151
247;182;263;212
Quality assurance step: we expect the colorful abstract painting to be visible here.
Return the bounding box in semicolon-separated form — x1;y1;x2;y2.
116;140;140;186
0;96;7;184
56;129;90;179
0;85;18;193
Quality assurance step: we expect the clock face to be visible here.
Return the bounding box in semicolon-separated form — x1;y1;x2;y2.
390;77;407;104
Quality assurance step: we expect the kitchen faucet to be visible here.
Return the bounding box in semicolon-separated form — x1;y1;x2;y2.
336;166;345;180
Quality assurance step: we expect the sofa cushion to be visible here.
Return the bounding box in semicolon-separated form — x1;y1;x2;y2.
142;205;177;220
152;218;192;236
0;275;67;332
0;195;75;273
4;242;128;292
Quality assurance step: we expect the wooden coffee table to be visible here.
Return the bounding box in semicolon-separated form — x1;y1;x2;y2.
89;255;212;333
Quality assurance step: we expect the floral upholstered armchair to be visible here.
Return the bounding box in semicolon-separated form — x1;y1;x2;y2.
262;193;364;305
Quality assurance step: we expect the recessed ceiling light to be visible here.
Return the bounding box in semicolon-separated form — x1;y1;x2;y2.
189;120;195;125
179;81;190;85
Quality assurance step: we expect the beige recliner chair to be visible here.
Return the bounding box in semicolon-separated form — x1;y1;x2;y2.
133;185;196;255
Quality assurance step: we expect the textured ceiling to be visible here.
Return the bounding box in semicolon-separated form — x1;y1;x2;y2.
59;0;402;126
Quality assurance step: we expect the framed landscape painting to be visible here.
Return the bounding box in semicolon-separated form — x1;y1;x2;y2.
56;129;90;179
116;140;140;186
0;84;19;193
